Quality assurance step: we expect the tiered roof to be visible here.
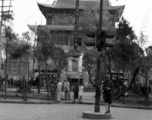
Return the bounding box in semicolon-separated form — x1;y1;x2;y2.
28;0;124;32
37;0;111;17
38;0;103;9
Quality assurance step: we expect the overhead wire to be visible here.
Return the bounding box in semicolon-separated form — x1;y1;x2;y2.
14;0;50;29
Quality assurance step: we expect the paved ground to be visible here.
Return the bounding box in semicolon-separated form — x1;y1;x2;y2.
0;103;151;120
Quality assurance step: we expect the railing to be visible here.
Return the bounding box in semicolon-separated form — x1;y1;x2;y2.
0;83;56;100
113;90;152;104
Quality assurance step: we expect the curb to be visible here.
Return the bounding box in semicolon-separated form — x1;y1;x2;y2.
62;101;152;110
0;100;56;104
0;100;152;110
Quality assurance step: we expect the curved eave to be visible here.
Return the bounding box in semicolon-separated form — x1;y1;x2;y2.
37;25;75;32
107;5;125;11
37;2;82;18
27;24;37;33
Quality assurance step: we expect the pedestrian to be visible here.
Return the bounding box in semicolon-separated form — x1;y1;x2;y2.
78;83;84;103
73;82;79;102
63;79;70;100
100;81;104;103
102;77;114;114
56;80;62;102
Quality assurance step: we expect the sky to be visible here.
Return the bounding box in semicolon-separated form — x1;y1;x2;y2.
4;0;152;48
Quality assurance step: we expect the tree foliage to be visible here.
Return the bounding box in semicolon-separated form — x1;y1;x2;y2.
79;1;114;33
110;18;144;79
83;50;97;84
4;26;31;60
35;29;67;78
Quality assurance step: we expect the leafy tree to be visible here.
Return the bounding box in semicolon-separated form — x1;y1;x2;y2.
50;46;67;78
4;26;31;60
111;18;145;99
34;29;67;93
83;50;97;85
111;18;143;80
79;1;113;85
79;1;114;33
9;41;31;60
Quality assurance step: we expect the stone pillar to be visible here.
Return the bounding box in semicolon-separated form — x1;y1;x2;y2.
78;55;83;72
68;58;72;72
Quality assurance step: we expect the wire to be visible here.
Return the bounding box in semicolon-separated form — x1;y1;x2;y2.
14;0;50;29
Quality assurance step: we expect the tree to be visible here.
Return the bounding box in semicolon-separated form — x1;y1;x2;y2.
79;1;114;85
83;50;97;85
112;18;145;99
51;46;67;79
79;1;113;33
111;18;143;80
34;29;68;94
4;26;31;60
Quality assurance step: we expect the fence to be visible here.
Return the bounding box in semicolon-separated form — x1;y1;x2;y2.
113;89;152;105
0;78;56;101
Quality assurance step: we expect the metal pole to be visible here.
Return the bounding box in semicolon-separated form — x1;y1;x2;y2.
99;0;103;32
0;0;4;76
94;0;103;112
122;42;125;104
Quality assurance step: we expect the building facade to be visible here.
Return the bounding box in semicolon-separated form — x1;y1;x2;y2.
28;0;124;88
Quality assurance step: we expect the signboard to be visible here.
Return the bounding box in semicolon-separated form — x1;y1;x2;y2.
74;0;79;48
67;49;81;57
6;60;28;76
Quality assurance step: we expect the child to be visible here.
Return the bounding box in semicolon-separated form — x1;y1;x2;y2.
78;83;84;103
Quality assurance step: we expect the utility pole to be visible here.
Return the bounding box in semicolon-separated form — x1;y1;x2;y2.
0;0;4;76
0;0;13;76
0;0;13;99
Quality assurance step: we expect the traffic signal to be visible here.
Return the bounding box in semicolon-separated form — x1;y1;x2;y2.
86;30;114;51
96;30;115;52
85;32;96;47
96;31;106;51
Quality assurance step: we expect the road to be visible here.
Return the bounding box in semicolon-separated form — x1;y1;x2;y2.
0;103;151;120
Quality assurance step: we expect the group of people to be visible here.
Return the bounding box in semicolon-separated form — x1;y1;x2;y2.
56;77;114;114
56;79;84;103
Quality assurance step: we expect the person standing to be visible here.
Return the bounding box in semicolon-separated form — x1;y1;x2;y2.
78;83;84;103
73;82;79;102
63;79;70;100
102;77;114;114
56;80;62;102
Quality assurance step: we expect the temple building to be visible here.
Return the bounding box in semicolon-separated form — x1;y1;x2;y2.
28;0;124;88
